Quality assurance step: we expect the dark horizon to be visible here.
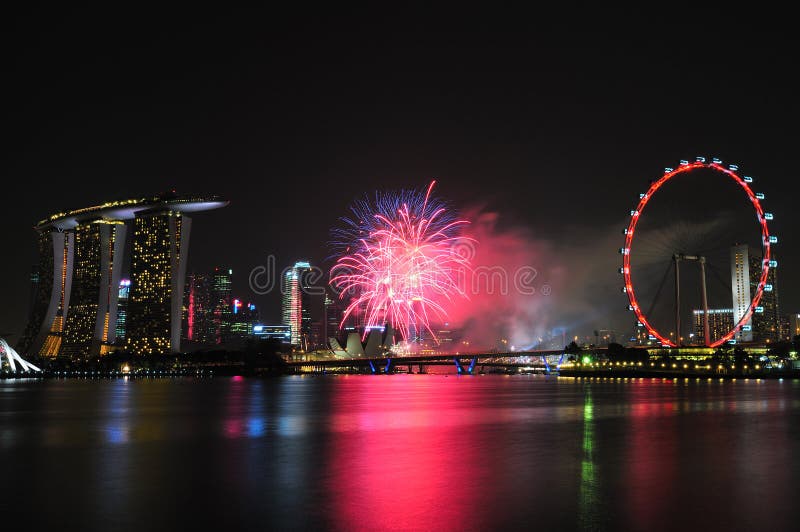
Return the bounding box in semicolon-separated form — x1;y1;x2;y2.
4;10;798;344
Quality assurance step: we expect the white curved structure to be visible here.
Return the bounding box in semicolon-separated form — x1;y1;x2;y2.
0;338;41;372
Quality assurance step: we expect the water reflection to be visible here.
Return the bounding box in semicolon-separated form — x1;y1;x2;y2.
1;376;799;531
578;388;601;530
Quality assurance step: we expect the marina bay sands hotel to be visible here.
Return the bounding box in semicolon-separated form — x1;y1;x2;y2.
17;193;227;358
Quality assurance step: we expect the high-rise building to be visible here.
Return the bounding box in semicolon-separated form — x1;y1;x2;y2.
751;254;780;343
60;221;126;357
184;272;214;345
731;244;753;342
309;320;323;349
789;314;800;340
125;210;191;355
212;267;233;344
21;194;227;358
116;279;130;341
595;329;618;346
730;244;780;344
231;300;259;341
17;230;74;356
323;291;343;346
778;314;790;341
282;261;313;347
692;308;734;345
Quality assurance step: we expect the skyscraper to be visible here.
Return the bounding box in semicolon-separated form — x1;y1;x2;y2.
231;300;259;341
212;267;233;344
731;244;753;342
790;314;800;339
184;272;214;345
323;291;343;346
751;254;780;343
116;279;130;341
17;230;74;356
282;261;313;347
730;244;780;344
125;210;191;355
61;220;126;357
21;194;227;358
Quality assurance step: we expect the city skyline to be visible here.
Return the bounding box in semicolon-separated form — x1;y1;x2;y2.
3;12;799;349
17;194;227;357
3;12;800;532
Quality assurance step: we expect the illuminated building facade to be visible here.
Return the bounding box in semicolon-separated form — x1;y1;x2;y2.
231;300;259;341
692;308;734;345
252;324;292;343
17;230;74;356
61;221;126;357
323;291;343;345
125;210;191;355
731;244;753;342
212;267;233;344
790;314;800;339
281;261;313;347
751;254;779;343
21;193;227;358
116;279;130;341
184;272;214;344
730;244;780;344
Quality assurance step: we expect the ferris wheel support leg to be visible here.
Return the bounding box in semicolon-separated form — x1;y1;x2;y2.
700;257;710;346
674;254;681;347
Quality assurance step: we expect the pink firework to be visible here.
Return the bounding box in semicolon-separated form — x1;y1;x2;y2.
330;181;473;343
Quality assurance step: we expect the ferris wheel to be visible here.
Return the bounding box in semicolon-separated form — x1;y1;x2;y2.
620;157;775;348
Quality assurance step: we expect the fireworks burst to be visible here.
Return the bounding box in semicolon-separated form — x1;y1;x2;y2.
330;181;473;343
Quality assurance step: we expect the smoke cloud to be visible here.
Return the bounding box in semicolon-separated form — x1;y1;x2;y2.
441;208;627;351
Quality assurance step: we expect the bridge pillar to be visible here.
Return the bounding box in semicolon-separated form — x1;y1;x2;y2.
384;358;392;374
467;357;477;374
369;360;377;374
454;357;464;374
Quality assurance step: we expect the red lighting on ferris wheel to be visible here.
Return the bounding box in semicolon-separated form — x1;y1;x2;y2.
621;159;773;348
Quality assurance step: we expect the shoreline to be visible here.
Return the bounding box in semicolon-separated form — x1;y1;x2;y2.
558;368;800;380
3;367;800;380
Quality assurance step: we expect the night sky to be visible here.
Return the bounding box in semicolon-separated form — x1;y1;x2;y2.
3;10;798;343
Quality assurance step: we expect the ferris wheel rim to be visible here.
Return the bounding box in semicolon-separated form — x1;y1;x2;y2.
621;160;772;348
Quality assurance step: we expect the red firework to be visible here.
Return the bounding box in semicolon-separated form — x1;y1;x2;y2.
330;181;473;343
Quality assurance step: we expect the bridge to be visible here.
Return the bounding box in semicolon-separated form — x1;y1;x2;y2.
286;348;603;375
